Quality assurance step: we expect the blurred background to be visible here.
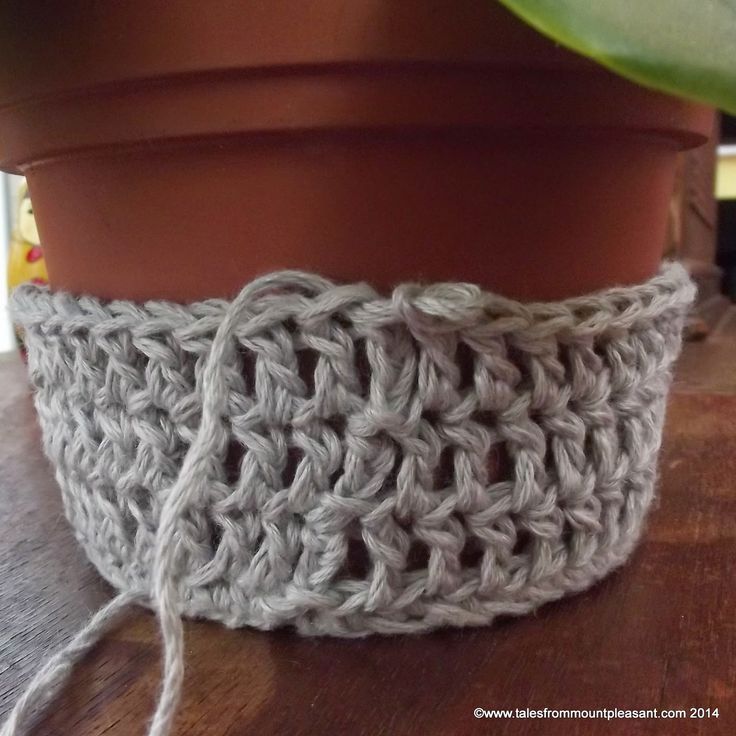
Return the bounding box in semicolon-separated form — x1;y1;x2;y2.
0;173;23;352
666;111;736;339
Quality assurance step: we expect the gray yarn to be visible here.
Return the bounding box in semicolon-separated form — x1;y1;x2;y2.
4;263;694;735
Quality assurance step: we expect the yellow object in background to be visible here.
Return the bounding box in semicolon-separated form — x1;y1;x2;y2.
8;181;47;292
8;181;47;355
716;145;736;201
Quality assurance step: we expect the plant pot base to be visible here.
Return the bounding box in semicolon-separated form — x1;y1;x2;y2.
0;1;713;303
27;131;685;302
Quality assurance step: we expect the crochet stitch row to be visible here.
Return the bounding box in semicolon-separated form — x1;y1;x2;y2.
4;262;694;736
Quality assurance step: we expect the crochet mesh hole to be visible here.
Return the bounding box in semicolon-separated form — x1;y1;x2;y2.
328;467;344;490
296;349;318;396
325;415;347;436
592;336;612;364
506;344;532;392
460;536;484;568
209;522;224;555
557;342;576;382
406;540;430;572
421;409;440;426
343;534;371;580
282;446;302;488
236;346;256;396
471;410;497;430
560;519;576;549
331;312;353;330
583;426;605;469
488;443;511;483
224;439;245;486
456;340;476;390
326;417;347;488
512;529;532;557
435;446;455;488
616;496;632;528
353;338;371;397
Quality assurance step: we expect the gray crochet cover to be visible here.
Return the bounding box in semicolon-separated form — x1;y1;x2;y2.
4;263;693;736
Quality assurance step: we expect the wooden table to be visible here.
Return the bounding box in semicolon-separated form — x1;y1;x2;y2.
0;336;734;736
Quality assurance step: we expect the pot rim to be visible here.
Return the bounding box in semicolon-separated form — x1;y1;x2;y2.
0;63;714;173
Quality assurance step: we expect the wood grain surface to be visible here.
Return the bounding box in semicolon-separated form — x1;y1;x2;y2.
0;335;734;736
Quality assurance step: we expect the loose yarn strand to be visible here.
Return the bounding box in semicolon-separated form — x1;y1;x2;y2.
2;272;322;736
0;591;137;736
146;272;312;736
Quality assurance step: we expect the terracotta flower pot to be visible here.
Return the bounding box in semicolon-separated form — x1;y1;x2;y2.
0;0;713;302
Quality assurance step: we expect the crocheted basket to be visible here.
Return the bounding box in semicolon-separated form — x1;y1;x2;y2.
11;263;694;637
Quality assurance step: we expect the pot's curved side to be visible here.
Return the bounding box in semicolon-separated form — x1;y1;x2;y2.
0;0;714;301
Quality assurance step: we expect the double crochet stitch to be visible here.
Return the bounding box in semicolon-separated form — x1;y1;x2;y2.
4;263;694;735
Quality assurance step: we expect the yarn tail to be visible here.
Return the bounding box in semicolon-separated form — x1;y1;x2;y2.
0;591;137;736
1;273;310;736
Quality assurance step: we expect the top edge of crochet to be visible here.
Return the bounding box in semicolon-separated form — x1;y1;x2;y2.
9;261;695;338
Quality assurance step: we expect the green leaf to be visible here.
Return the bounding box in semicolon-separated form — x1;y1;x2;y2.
497;0;736;114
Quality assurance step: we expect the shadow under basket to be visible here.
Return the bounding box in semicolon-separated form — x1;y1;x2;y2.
11;262;694;638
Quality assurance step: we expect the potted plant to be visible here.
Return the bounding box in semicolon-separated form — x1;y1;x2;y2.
1;4;734;736
0;0;730;303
